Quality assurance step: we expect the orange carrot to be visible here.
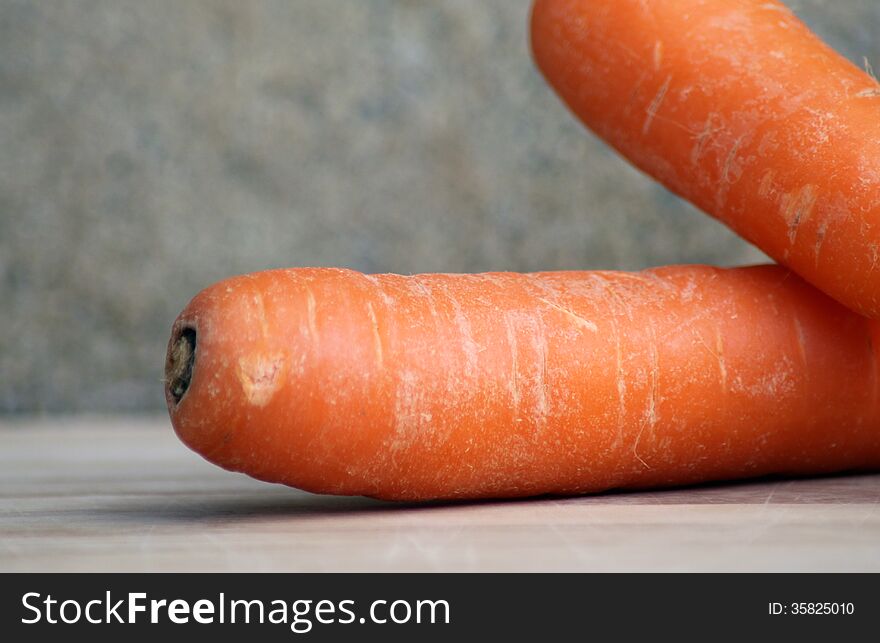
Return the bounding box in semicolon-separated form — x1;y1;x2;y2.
531;0;880;318
165;265;880;501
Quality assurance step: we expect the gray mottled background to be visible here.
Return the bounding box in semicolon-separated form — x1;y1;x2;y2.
3;0;878;413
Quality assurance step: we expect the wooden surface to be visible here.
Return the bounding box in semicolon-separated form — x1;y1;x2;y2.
2;416;879;572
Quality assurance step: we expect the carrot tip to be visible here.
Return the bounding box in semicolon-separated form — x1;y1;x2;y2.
166;327;197;405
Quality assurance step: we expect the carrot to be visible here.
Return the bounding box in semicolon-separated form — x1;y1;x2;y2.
165;265;880;501
530;0;880;318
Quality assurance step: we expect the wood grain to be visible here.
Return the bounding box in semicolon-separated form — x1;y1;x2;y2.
1;416;878;571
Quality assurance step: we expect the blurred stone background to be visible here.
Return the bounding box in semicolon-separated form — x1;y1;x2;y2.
2;0;878;413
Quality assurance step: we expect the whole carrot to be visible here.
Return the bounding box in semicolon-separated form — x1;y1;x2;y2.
531;0;880;318
165;266;880;501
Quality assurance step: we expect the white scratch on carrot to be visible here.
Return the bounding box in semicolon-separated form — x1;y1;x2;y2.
614;316;626;448
366;302;383;370
722;136;744;183
305;288;319;343
691;112;718;165
537;297;598;332
760;2;791;14
643;75;671;135
504;314;521;413
715;326;727;393
362;272;395;307
634;329;659;470
793;316;808;368
533;318;550;426
758;169;775;198
784;184;818;246
814;220;828;269
448;289;479;378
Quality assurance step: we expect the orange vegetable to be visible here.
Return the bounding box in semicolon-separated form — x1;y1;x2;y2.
165;266;880;501
531;0;880;318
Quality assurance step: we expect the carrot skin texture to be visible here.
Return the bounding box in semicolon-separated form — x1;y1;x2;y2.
530;0;880;318
166;266;880;501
